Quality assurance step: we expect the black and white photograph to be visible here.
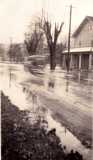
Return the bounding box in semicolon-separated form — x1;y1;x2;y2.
0;0;93;160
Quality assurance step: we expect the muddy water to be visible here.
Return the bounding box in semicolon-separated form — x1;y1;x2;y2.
46;112;91;160
0;63;92;160
42;65;93;108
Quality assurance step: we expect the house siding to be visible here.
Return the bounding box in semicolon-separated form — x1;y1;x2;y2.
74;20;93;48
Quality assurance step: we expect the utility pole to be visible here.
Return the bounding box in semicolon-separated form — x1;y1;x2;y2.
67;5;72;72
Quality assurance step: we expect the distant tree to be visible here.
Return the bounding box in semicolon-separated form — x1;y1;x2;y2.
14;44;24;62
0;44;5;61
7;44;24;62
24;21;44;56
41;18;64;70
7;44;14;61
56;42;66;65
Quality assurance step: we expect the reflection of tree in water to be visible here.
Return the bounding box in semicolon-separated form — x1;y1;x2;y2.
8;68;16;88
8;68;12;88
48;81;55;88
22;86;47;125
78;71;90;86
48;77;55;91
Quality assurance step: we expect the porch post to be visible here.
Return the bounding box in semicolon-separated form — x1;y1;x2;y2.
79;54;82;70
70;54;73;69
89;54;92;70
63;54;66;68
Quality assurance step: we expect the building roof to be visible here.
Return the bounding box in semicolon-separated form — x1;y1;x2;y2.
73;16;93;37
63;47;93;54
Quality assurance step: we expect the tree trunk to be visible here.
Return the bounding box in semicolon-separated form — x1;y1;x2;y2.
66;55;70;72
50;46;56;70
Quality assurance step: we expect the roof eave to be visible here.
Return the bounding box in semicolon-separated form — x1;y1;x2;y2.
72;16;93;38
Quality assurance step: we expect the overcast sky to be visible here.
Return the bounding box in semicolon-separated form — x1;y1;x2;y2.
0;0;93;43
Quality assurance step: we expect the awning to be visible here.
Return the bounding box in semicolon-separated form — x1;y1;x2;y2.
63;47;93;54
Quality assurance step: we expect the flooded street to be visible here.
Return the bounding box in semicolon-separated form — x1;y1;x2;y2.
0;63;93;160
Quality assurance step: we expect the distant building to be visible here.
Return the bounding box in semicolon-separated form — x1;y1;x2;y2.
62;16;93;70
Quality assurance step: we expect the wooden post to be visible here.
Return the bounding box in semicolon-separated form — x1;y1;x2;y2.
79;54;82;70
67;5;72;71
89;54;92;70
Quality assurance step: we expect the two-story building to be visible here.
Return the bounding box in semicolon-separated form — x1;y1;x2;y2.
62;16;93;70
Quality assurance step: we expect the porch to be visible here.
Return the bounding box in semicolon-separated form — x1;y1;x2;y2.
62;47;93;70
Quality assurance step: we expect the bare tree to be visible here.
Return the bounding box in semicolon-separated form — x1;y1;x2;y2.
7;44;14;62
56;42;66;66
42;19;64;70
7;44;24;62
24;22;43;56
0;44;5;61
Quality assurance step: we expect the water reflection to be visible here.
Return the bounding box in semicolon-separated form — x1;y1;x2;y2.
72;71;93;86
8;68;17;88
65;75;70;93
48;77;55;91
43;68;92;106
9;68;12;88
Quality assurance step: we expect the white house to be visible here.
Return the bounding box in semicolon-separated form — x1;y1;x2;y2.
62;16;93;70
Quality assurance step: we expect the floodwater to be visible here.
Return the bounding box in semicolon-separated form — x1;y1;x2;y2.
0;63;93;160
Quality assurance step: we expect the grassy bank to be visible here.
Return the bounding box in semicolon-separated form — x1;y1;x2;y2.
1;91;83;160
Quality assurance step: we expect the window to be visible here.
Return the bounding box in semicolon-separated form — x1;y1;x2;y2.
89;25;93;30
